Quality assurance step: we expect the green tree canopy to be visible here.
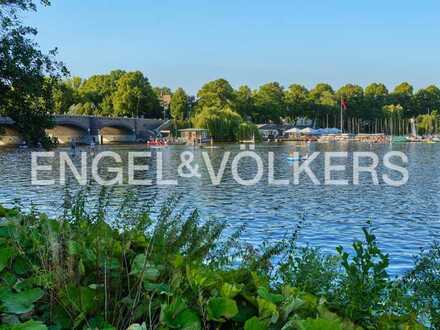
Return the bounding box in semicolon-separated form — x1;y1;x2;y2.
0;0;68;146
364;83;389;120
336;84;365;118
413;85;440;116
253;82;285;123
78;70;124;114
284;84;310;120
170;87;190;120
392;82;414;117
309;83;337;125
196;79;235;110
52;80;79;114
234;85;254;120
111;71;161;118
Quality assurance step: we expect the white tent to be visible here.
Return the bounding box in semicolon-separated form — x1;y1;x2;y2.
285;128;301;134
300;127;317;135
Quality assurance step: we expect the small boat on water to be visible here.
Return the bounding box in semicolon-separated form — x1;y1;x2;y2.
146;139;168;148
390;136;407;144
287;154;309;162
406;136;439;143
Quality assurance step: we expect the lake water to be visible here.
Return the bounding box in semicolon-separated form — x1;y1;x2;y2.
1;142;439;276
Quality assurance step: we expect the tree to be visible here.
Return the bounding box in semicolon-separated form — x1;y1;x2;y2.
416;111;439;135
78;71;123;114
383;104;404;135
0;0;68;146
392;82;414;117
68;102;97;116
170;88;189;120
193;106;242;141
196;79;235;110
309;83;337;127
153;86;172;99
336;84;365;117
364;83;389;121
413;85;440;116
153;86;173;117
52;80;78;114
112;71;161;118
284;84;310;120
253;82;285;123
234;85;254;120
67;76;82;89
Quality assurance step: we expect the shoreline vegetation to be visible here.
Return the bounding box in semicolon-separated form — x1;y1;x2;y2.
0;189;439;329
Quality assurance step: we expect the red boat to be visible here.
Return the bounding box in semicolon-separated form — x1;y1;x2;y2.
146;139;168;148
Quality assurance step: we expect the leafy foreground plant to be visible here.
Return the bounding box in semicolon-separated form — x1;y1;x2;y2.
0;192;435;330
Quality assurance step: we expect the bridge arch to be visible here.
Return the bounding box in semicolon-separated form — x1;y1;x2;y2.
46;123;90;145
0;125;23;146
98;124;136;144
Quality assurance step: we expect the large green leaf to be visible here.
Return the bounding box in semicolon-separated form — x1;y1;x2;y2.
257;298;279;324
207;297;239;322
160;299;201;329
280;297;305;321
244;316;268;330
59;285;96;315
0;247;15;272
0;288;44;314
220;282;242;299
1;320;48;330
175;310;201;330
257;287;283;304
130;254;160;281
12;256;29;275
295;318;343;330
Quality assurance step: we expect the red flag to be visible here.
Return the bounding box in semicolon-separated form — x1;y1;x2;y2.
341;98;348;110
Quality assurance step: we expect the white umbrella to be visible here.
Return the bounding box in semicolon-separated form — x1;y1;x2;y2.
300;127;316;135
285;128;301;134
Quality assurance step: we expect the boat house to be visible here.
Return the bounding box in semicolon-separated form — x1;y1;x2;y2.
179;128;209;144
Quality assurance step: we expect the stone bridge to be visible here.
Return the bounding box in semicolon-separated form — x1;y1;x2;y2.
0;115;169;146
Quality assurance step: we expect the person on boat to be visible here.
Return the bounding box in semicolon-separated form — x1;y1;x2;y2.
70;139;77;156
90;137;96;155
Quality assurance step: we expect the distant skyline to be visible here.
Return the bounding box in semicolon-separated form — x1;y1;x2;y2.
25;0;440;94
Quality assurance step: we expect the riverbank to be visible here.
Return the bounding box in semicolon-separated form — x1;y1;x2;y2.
0;192;438;329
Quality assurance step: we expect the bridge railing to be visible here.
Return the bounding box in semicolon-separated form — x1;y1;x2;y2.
54;115;164;121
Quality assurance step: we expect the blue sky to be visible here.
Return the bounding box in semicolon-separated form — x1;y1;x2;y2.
25;0;440;94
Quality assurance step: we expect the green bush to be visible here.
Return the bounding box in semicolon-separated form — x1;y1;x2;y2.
0;191;434;329
237;122;262;142
403;242;440;329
